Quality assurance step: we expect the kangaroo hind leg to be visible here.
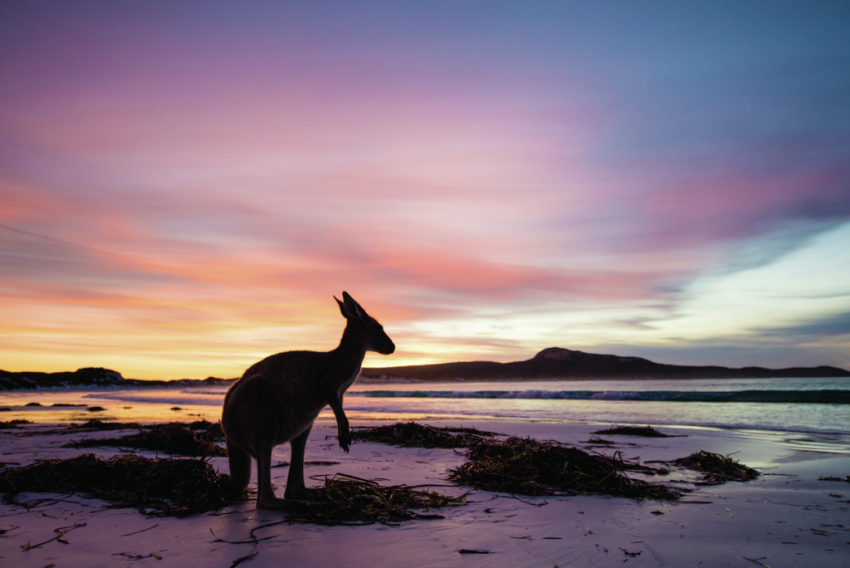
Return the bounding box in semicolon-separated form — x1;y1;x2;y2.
255;442;290;510
284;425;317;500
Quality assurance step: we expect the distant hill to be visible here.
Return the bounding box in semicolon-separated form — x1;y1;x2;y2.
360;347;850;381
0;367;234;391
3;347;847;390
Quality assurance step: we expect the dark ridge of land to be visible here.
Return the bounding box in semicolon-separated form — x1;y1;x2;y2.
360;347;850;381
0;367;235;391
3;346;848;390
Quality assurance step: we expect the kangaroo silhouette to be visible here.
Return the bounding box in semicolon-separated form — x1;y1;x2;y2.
221;292;395;509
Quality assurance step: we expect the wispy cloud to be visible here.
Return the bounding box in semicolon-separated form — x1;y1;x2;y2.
2;2;849;377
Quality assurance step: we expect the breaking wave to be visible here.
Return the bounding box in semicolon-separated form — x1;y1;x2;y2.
349;389;850;404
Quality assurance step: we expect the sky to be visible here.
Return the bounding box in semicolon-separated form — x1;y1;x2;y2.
1;1;849;380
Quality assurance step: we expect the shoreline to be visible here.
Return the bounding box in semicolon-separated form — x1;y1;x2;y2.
1;418;848;567
5;405;850;441
3;373;849;392
4;377;850;438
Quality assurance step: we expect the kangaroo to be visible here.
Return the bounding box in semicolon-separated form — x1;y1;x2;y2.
220;292;395;510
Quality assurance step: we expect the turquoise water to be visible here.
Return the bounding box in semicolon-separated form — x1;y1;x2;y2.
345;377;850;434
2;376;848;435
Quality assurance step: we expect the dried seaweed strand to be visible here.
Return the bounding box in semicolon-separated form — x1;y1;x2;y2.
230;552;259;568
21;522;86;550
283;473;465;526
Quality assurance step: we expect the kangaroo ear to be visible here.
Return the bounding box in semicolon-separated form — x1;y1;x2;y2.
334;296;348;319
337;291;365;320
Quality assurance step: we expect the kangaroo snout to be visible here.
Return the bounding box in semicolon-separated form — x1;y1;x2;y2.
380;339;396;355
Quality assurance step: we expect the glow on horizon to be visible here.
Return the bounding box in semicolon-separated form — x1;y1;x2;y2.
1;2;849;380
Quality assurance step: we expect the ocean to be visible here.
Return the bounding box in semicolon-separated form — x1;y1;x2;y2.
2;376;849;437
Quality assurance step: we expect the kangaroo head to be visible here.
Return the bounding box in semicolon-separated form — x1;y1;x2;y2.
334;291;395;355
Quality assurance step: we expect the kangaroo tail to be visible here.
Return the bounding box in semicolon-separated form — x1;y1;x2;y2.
223;438;252;493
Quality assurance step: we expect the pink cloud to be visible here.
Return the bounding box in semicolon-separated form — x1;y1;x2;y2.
3;2;849;376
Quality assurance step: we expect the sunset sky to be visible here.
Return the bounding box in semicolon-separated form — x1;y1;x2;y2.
2;1;849;380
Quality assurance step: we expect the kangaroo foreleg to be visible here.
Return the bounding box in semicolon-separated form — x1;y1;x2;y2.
327;395;350;453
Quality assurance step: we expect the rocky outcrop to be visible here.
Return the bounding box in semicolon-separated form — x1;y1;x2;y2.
0;367;127;390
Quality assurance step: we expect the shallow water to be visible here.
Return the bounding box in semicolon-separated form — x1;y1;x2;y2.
2;376;848;435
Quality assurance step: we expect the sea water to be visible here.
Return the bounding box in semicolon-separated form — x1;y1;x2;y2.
2;377;849;436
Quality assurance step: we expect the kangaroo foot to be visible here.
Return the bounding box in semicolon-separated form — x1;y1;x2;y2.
284;486;323;502
256;495;294;511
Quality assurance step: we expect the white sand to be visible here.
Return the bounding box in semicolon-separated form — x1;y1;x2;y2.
1;419;848;567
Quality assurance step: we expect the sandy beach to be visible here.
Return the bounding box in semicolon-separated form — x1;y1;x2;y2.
0;418;848;568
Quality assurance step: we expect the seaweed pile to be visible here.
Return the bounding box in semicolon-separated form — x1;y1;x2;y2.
285;474;464;525
17;419;145;437
0;419;31;429
63;422;226;457
42;418;222;435
186;419;225;439
593;425;676;438
0;453;242;516
63;419;143;432
673;451;760;485
351;422;496;448
449;437;679;500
